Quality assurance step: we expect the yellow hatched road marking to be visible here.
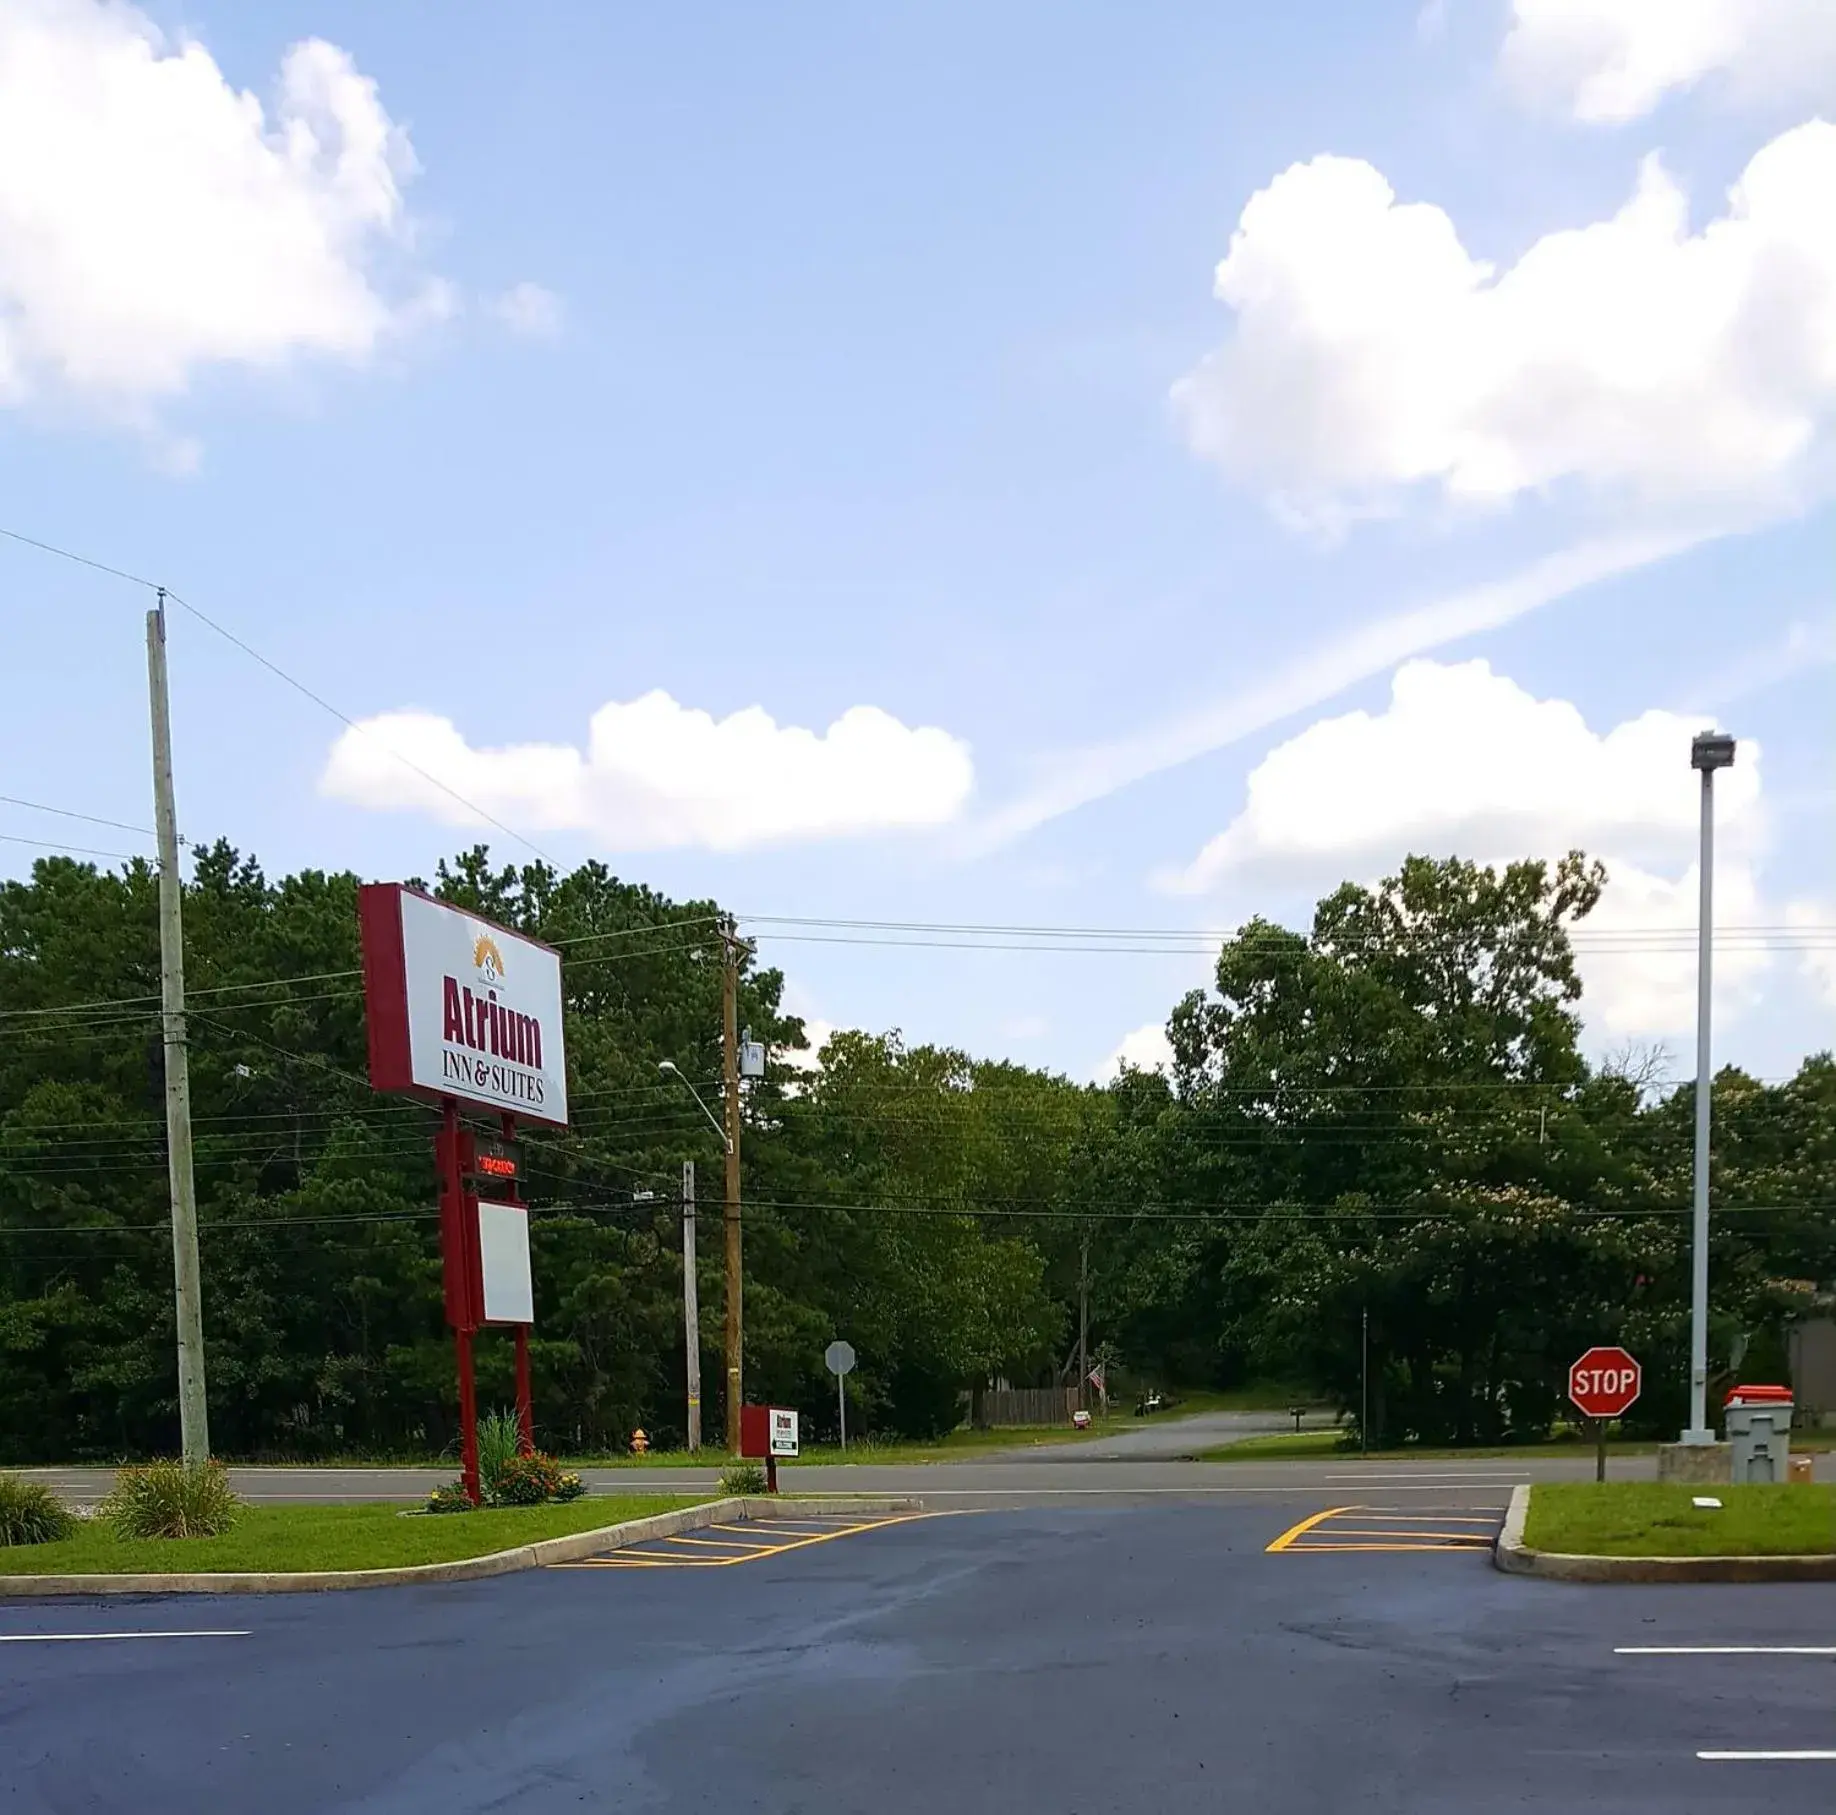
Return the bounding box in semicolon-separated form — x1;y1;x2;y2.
1284;1542;1488;1553
1270;1502;1501;1556
569;1548;727;1563
1310;1528;1494;1543
731;1521;856;1533
1266;1506;1359;1553
704;1522;854;1539
550;1512;937;1571
653;1533;788;1550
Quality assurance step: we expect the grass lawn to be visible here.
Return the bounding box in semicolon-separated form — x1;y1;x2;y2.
1525;1482;1836;1557
0;1494;707;1576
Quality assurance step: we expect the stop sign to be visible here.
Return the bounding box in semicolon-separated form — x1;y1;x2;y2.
1569;1346;1641;1420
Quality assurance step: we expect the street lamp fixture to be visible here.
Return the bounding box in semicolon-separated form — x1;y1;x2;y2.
1683;729;1735;1444
1690;732;1735;773
658;1060;733;1155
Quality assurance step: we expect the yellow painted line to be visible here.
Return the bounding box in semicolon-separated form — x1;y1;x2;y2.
576;1548;727;1563
1283;1542;1485;1553
1307;1519;1490;1534
1345;1512;1502;1524
550;1548;730;1563
1266;1506;1360;1553
705;1523;857;1540
730;1520;863;1534
646;1533;788;1551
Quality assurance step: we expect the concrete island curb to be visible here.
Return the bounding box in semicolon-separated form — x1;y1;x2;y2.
0;1495;924;1598
1492;1483;1836;1583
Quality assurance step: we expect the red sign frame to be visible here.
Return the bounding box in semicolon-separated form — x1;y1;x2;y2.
358;883;568;1129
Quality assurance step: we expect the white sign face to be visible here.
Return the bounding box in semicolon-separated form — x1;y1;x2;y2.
824;1340;856;1376
769;1408;799;1457
369;888;568;1126
477;1202;535;1325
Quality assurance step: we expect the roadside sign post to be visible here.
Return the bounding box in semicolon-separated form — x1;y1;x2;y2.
825;1340;856;1451
1568;1346;1641;1483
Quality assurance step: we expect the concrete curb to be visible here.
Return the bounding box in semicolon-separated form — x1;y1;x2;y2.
1492;1483;1836;1583
0;1495;923;1598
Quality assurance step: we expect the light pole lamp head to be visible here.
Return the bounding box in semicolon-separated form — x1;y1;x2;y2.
1691;731;1736;772
658;1059;678;1074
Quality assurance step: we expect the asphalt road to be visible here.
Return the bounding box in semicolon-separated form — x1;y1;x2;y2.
1018;1405;1335;1460
24;1448;1680;1507
6;1499;1832;1812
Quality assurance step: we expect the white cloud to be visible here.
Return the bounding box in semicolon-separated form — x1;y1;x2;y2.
320;690;975;852
0;0;444;425
1161;658;1774;1043
1171;122;1836;524
492;281;563;340
1163;658;1760;893
1501;0;1836;122
1095;1021;1174;1084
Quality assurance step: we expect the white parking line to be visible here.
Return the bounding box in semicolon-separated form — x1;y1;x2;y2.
1619;1646;1836;1656
0;1630;250;1644
1324;1472;1528;1482
1698;1751;1836;1762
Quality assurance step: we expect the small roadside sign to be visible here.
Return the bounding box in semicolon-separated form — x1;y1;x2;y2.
769;1407;799;1457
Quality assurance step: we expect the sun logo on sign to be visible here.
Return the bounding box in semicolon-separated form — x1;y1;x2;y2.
472;934;506;986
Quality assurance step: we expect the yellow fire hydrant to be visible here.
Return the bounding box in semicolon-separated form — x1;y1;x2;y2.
630;1427;650;1455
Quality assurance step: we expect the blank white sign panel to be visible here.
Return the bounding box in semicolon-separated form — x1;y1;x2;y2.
477;1202;534;1325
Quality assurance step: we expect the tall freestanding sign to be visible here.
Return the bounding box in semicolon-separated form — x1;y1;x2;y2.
359;885;568;1501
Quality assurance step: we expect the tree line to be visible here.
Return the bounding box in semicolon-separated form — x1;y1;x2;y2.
1;843;1829;1461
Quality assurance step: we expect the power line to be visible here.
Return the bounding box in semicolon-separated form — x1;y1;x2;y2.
5;1196;1825;1237
0;522;556;868
0;795;157;841
0;524;161;589
0;830;145;863
739;912;1836;947
161;588;558;868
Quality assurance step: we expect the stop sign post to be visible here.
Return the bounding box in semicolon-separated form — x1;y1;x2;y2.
1569;1346;1641;1482
825;1339;856;1451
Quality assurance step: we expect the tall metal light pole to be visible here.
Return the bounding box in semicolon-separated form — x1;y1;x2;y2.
1683;730;1735;1444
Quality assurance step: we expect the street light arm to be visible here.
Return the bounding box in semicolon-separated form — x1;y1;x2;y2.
659;1063;733;1155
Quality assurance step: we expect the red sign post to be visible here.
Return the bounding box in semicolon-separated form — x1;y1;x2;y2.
1569;1345;1641;1483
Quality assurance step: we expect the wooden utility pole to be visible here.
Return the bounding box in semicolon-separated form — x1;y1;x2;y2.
146;593;210;1465
682;1158;701;1452
721;919;743;1450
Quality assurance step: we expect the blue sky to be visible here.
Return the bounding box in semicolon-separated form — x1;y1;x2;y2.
2;0;1832;1084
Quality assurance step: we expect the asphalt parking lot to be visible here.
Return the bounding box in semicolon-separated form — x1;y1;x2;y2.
4;1499;1832;1812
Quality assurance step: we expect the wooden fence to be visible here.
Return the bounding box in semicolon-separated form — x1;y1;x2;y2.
977;1386;1079;1427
